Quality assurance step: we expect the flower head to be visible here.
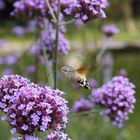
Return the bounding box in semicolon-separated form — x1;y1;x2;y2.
36;22;70;59
12;26;25;37
11;0;47;18
12;0;108;22
118;68;127;77
0;75;69;136
5;55;18;66
72;97;93;112
61;0;109;22
102;24;119;37
91;76;136;127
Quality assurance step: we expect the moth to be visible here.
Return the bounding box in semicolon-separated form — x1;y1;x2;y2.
61;65;90;89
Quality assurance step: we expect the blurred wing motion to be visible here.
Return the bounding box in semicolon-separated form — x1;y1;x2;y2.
61;65;90;89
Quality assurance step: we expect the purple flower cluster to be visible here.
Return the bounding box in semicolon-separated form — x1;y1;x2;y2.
11;0;47;18
0;75;69;137
91;76;136;127
72;97;93;112
61;0;109;21
12;0;108;22
102;24;119;37
36;22;70;59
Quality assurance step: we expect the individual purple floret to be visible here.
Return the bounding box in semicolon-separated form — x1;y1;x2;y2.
46;131;71;140
61;0;109;22
118;68;127;77
36;22;70;59
12;26;25;36
0;0;5;10
91;76;136;127
5;55;17;66
0;75;69;136
72;97;93;112
102;24;119;37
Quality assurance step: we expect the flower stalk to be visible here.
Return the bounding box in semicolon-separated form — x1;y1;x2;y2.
54;0;61;89
42;41;54;87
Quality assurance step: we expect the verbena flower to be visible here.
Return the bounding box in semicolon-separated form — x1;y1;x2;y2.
72;97;93;112
0;0;5;10
46;131;71;140
0;75;69;137
118;68;127;77
11;0;60;20
61;0;109;21
11;0;47;18
12;0;108;22
102;24;119;37
36;22;70;59
91;76;136;127
5;55;18;66
0;75;30;113
12;26;25;37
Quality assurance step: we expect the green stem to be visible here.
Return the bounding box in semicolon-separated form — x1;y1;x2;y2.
42;42;54;87
46;0;57;23
53;0;61;89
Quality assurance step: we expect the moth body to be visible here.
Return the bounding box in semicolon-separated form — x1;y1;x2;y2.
61;65;90;89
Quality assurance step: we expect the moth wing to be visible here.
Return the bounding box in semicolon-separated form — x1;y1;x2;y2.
76;66;90;80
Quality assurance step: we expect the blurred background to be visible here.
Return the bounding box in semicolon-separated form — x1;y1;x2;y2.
0;0;140;140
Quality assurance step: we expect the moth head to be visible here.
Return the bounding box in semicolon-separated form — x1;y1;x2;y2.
61;65;75;73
